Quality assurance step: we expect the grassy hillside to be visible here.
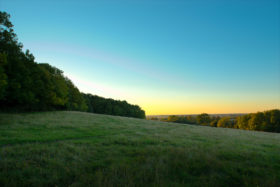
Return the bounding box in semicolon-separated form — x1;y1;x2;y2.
0;111;280;186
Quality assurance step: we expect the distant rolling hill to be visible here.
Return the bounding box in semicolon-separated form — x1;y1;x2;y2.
147;113;247;119
0;111;279;186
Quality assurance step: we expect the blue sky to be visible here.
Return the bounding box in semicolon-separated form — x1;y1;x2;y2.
1;0;280;114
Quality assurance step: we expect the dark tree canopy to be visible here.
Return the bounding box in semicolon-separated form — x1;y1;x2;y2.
83;94;145;119
196;113;211;125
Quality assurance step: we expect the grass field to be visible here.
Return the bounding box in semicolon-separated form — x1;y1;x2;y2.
0;111;280;186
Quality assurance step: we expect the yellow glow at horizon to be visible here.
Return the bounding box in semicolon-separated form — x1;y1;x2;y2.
141;101;280;115
130;95;280;115
66;72;280;115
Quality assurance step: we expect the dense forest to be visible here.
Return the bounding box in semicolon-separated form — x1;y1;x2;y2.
151;109;280;133
0;11;145;118
84;94;145;118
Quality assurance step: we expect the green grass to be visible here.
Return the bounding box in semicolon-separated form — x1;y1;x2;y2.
0;111;280;186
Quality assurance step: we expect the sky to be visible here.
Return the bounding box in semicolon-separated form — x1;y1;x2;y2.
1;0;280;115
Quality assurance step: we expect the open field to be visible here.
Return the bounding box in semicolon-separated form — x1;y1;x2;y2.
0;111;280;186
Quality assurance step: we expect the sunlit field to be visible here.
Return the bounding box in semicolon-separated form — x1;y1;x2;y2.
0;111;279;186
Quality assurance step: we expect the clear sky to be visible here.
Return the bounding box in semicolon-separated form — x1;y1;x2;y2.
1;0;280;115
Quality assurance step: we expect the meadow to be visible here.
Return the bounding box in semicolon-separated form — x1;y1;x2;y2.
0;111;280;186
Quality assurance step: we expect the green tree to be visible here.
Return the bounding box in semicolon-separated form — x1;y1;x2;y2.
217;117;234;128
185;115;197;124
236;115;251;130
248;112;265;131
268;109;280;132
167;115;179;122
197;113;211;125
65;78;87;111
262;109;280;132
0;53;7;99
210;116;220;127
82;93;145;119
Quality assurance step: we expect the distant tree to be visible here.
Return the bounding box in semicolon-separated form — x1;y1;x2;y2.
82;94;145;119
263;109;280;132
113;105;123;116
38;63;69;108
185;115;197;124
248;112;265;131
167;115;179;122
236;115;251;130
65;78;87;111
217;117;234;128
197;113;211;125
236;110;280;132
150;117;159;121
210;116;220;127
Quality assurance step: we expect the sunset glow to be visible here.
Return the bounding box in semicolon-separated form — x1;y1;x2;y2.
2;0;279;115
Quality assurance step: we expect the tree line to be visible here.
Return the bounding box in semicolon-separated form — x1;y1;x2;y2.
0;11;145;118
84;94;145;118
150;109;280;133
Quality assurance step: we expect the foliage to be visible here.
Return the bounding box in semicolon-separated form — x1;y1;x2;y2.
196;113;211;125
163;109;280;133
217;117;234;128
0;53;7;99
236;114;251;130
237;109;280;132
210;116;220;127
164;115;197;124
167;115;179;122
83;94;145;119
